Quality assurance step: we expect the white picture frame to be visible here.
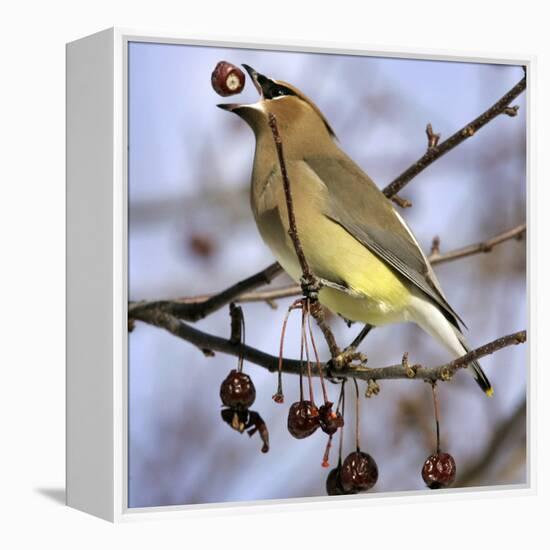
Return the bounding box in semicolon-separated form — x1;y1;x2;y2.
66;27;533;522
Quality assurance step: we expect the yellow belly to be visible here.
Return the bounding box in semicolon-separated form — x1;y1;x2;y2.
252;159;411;326
257;205;411;326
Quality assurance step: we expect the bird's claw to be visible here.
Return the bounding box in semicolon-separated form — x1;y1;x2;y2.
330;347;368;370
300;276;321;301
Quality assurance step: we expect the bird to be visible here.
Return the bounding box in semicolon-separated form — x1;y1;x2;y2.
217;64;492;396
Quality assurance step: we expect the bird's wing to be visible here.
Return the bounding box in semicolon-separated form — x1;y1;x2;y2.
305;156;465;330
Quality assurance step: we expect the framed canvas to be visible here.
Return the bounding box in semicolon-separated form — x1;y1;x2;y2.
66;27;531;522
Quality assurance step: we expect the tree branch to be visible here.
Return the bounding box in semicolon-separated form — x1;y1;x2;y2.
130;304;526;385
429;223;526;264
382;74;526;199
441;331;526;379
128;261;282;322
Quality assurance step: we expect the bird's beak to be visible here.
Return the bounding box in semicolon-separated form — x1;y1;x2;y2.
216;103;243;112
241;64;264;96
216;64;266;112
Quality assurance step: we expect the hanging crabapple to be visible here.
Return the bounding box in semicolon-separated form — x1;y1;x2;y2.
421;452;456;489
340;451;378;493
287;400;320;439
318;401;344;435
220;369;256;409
211;61;245;96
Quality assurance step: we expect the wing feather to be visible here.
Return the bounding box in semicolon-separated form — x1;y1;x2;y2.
305;156;466;330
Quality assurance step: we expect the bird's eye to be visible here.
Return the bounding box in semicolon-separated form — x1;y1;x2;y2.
256;74;296;99
274;86;294;97
265;82;295;99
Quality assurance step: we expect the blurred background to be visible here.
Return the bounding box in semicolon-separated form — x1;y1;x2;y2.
128;42;526;508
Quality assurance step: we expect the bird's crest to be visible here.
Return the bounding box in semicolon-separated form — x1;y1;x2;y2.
273;79;337;139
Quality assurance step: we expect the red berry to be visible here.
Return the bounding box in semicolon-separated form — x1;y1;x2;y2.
220;370;256;409
318;402;344;435
422;452;456;489
326;466;344;495
287;400;320;439
340;451;378;492
326;465;359;496
211;61;245;97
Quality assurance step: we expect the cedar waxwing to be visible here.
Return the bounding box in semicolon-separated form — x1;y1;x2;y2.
217;65;492;396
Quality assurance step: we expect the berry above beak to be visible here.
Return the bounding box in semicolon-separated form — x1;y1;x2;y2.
217;64;264;112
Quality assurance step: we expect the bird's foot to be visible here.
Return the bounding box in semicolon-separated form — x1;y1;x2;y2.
330;323;374;374
300;276;322;301
330;346;368;371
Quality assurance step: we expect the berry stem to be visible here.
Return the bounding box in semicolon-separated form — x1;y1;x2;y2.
299;312;305;402
238;309;246;373
229;303;246;373
336;379;346;414
301;301;315;404
275;303;297;402
431;381;441;454
306;299;329;404
337;380;346;466
274;299;303;402
353;378;360;452
322;434;333;468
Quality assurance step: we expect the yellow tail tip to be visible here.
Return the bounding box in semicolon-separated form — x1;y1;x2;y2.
485;387;494;398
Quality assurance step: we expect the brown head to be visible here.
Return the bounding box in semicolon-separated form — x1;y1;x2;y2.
217;65;336;157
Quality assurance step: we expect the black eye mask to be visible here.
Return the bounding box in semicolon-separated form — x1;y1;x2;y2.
257;74;297;100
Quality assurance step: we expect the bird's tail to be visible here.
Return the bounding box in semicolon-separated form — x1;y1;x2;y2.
455;333;493;397
468;360;493;396
408;296;493;396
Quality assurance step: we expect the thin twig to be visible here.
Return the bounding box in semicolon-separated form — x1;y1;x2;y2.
309;301;342;359
267;112;341;359
267;113;315;288
442;331;526;378
429;223;526;264
229;303;243;345
391;194;413;209
382;74;526;199
128;261;282;322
